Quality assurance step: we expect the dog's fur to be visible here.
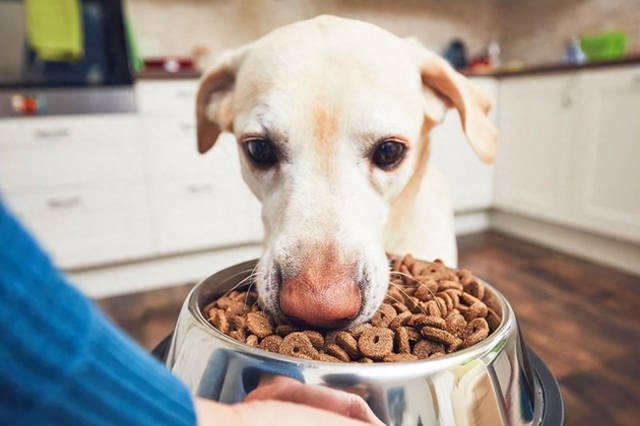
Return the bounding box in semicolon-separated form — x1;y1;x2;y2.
195;16;497;326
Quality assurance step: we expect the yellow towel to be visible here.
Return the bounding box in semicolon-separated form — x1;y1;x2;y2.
26;0;83;62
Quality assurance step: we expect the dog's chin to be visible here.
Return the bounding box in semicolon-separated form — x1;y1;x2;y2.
254;255;389;329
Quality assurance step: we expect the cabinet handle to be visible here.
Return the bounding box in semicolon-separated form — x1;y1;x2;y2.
46;196;81;209
186;183;212;194
34;128;70;139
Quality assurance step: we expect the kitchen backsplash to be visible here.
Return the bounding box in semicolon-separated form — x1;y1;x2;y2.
126;0;639;66
125;0;496;64
497;0;639;64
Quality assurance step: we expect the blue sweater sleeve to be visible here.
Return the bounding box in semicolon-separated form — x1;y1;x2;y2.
0;199;196;426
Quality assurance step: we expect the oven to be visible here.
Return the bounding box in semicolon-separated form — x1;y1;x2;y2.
0;0;135;116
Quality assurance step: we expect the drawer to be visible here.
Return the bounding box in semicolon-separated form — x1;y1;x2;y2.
3;185;155;269
141;117;239;182
136;80;199;116
148;177;263;254
0;115;143;190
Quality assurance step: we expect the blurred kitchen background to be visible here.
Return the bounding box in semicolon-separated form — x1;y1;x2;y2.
0;1;638;424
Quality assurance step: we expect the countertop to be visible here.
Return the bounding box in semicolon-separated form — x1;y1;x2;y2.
136;69;201;80
463;55;640;78
135;55;640;81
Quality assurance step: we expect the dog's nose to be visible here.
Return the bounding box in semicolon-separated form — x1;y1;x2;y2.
279;275;362;327
278;251;362;327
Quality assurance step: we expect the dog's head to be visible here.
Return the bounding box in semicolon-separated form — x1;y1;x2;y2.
195;16;496;328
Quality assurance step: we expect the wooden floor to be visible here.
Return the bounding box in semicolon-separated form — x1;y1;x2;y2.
97;231;640;426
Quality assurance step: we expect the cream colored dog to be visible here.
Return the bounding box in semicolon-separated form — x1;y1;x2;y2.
196;16;497;328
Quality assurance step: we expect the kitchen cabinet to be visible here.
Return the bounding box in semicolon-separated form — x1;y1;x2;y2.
430;77;497;213
574;68;640;242
494;66;640;243
0;115;143;190
0;87;263;271
3;185;154;268
135;80;198;115
0;114;154;269
136;81;263;254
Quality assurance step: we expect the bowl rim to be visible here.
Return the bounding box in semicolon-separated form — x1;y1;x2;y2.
186;258;516;371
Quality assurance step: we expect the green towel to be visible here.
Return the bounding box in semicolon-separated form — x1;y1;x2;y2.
124;13;144;73
26;0;84;62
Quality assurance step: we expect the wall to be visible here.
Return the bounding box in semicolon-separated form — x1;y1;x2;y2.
127;0;639;68
496;0;640;64
126;0;497;66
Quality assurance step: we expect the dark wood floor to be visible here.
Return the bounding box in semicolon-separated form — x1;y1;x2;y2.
97;231;640;426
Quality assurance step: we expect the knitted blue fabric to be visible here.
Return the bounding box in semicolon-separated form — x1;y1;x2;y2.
0;199;196;425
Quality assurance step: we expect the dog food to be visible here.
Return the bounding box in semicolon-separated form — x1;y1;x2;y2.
204;255;502;362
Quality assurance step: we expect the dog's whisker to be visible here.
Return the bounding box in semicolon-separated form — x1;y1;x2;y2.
389;271;439;299
388;281;428;314
243;281;256;308
222;271;258;298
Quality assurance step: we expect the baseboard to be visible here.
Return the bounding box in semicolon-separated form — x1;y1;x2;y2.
490;210;640;277
77;211;491;298
69;244;263;299
455;210;491;236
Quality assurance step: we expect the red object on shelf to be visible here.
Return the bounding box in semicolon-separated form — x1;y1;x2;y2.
143;57;195;73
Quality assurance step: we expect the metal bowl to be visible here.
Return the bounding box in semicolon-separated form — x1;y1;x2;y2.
164;259;562;425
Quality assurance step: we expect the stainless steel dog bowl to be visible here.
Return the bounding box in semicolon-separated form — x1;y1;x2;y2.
161;259;563;425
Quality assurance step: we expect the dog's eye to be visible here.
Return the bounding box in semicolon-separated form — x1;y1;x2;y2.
245;138;278;168
372;140;406;169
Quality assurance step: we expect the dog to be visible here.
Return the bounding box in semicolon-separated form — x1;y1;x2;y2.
195;16;497;328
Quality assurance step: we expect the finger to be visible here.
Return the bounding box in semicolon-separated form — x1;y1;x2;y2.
245;378;383;425
238;400;371;426
194;398;238;426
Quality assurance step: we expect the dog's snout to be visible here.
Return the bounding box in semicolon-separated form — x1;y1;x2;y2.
279;274;362;328
277;248;362;327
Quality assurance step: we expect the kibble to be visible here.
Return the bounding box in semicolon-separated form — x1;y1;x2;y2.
358;327;394;361
246;312;273;339
205;255;502;362
279;332;318;358
335;331;360;359
259;334;283;352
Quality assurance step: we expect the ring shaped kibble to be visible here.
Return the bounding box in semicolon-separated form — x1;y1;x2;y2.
357;327;394;361
205;255;502;362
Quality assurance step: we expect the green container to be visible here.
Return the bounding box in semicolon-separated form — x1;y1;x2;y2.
580;31;628;61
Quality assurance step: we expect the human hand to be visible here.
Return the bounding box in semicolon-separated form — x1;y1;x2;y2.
243;375;384;425
195;375;384;426
195;398;374;426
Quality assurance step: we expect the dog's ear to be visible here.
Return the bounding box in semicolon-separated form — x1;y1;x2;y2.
196;47;249;154
417;50;498;164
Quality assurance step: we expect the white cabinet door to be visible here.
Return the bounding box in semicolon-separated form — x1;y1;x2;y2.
140;115;214;181
430;77;497;212
3;185;155;269
494;74;579;222
495;67;640;244
137;78;264;255
0;115;143;191
136;80;198;116
574;67;640;242
147;176;263;253
142;119;263;253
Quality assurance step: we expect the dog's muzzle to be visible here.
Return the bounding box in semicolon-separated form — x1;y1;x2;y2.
276;256;363;328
